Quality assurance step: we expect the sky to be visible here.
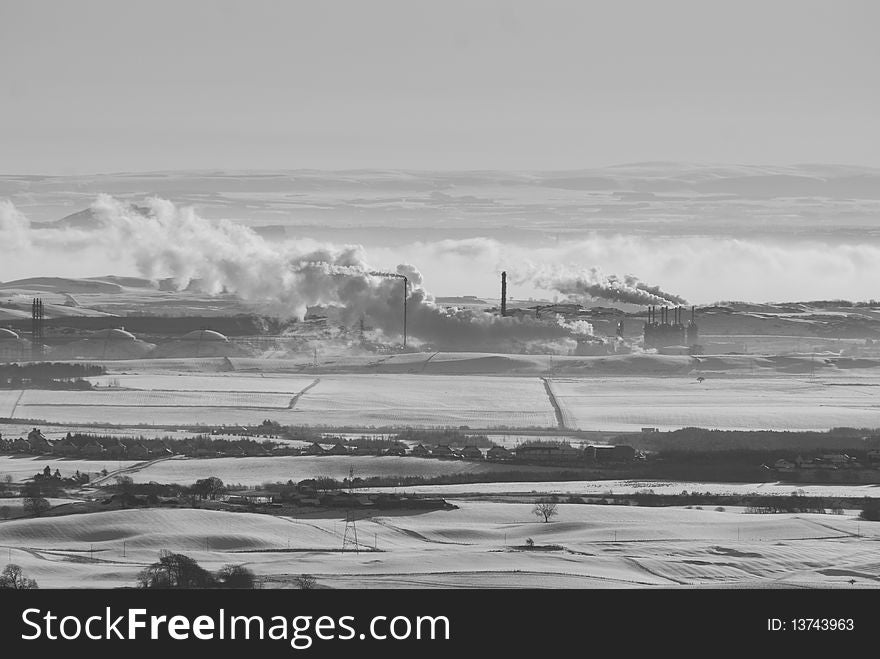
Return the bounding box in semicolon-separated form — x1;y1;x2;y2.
2;0;879;174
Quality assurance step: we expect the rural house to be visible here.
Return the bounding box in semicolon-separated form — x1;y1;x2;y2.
26;428;53;454
487;446;513;461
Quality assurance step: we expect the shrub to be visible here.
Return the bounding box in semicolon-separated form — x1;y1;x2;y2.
216;564;256;589
296;574;317;590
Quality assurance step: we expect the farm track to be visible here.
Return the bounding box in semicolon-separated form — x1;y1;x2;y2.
9;390;24;418
88;455;179;486
288;378;321;409
541;378;566;430
419;352;440;372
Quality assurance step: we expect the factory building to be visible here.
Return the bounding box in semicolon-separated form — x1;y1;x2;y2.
152;328;250;358
0;328;27;362
48;327;155;360
643;306;699;350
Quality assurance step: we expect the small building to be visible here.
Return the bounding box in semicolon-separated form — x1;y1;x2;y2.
383;445;407;457
430;445;454;458
126;442;152;459
586;444;636;462
26;428;52;454
410;444;430;458
487;445;513;461
515;443;581;462
460;446;483;460
296;479;318;495
303;442;327;456
80;439;106;458
52;436;82;457
327;442;350;456
101;438;128;459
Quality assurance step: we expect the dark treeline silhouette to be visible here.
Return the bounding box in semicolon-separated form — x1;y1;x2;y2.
0;362;105;388
137;551;256;589
620;426;880;452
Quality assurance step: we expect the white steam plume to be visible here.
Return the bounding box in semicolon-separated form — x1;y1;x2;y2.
517;265;688;306
555;314;594;336
1;196;575;353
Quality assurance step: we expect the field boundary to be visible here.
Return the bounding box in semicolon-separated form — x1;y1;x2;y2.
289;378;321;409
541;378;566;430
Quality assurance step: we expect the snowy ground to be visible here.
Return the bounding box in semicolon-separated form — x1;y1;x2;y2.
6;365;880;431
1;503;877;589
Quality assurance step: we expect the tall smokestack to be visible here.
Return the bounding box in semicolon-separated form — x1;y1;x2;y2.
501;271;507;317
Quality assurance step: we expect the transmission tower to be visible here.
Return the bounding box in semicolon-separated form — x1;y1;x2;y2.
341;465;359;553
31;297;45;360
342;511;359;554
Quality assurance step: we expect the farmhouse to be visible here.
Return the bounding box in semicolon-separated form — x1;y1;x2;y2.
80;439;106;458
487;446;513;461
461;446;483;460
515;443;581;463
26;428;53;454
587;444;637;463
102;438;128;459
327;442;350;456
303;442;327;456
410;444;430;457
52;436;82;457
430;445;454;458
126;442;152;460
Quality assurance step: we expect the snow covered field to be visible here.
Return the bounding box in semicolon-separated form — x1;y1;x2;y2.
549;375;880;431
7;367;880;431
124;455;552;486
1;503;876;589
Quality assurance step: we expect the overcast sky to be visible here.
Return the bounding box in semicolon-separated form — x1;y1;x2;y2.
2;0;878;174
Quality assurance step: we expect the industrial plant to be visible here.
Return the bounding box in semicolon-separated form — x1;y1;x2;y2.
643;306;699;352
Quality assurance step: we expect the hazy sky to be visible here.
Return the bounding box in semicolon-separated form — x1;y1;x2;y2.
2;0;879;173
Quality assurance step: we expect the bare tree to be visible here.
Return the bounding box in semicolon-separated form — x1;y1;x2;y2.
533;501;558;523
0;564;39;589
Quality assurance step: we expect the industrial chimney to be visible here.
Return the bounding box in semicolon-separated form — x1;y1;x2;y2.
501;271;507;317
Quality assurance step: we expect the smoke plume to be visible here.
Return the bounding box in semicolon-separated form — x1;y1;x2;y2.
523;265;687;306
1;195;576;353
